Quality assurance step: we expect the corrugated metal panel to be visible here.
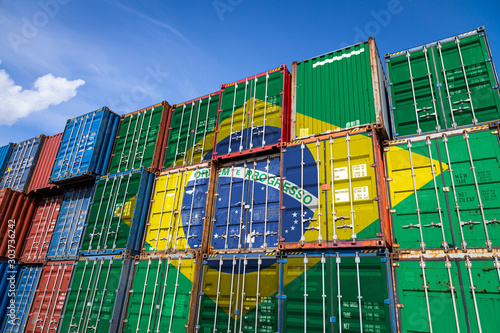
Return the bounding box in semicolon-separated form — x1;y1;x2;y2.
49;107;120;185
81;168;154;255
108;101;170;174
143;164;211;253
163;92;220;169
20;196;63;263
27;133;62;195
210;155;280;252
46;186;93;260
0;189;38;260
213;65;291;160
0;143;13;184
0;261;19;328
385;124;500;251
281;250;395;332
58;256;134;333
386;27;500;138
121;254;196;333
1;266;42;333
393;255;500;333
195;253;280;332
25;261;75;333
292;38;390;140
0;135;45;192
281;126;391;249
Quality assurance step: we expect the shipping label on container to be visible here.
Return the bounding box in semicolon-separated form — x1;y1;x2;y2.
386;28;500;138
211;155;280;251
2;266;42;333
122;256;195;333
195;254;279;332
164;93;219;169
281;129;388;247
108;103;166;174
214;66;290;159
385;126;500;251
393;256;500;333
21;196;62;263
59;258;132;333
281;252;393;332
0;136;44;192
293;40;389;139
25;261;74;333
81;169;153;255
144;164;210;253
50;108;119;182
46;186;93;260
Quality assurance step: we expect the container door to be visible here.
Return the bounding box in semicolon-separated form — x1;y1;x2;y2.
211;156;280;251
196;255;280;332
438;130;500;250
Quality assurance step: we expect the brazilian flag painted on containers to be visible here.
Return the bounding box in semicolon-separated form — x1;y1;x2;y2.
143;164;211;253
212;65;291;160
80;168;154;255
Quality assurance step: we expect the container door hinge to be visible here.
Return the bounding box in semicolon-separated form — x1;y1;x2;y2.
486;58;492;62
384;299;391;305
493;85;499;89
380;258;388;263
396;303;404;308
277;259;287;264
199;292;205;296
330;317;336;323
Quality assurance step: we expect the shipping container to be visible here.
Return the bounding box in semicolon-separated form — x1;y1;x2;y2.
0;261;19;329
392;253;500;332
108;101;170;174
143;163;212;254
194;252;280;332
385;124;500;252
210;155;281;252
280;250;395;333
80;168;154;256
386;27;500;139
213;65;291;160
25;261;75;333
0;135;45;193
121;253;198;333
49;107;120;185
0;188;38;260
20;196;63;263
27;133;62;196
0;143;13;183
58;255;133;333
46;186;93;260
281;126;391;250
292;38;390;140
162;92;220;169
1;266;42;333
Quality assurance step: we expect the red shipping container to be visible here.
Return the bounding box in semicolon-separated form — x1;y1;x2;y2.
0;188;38;260
25;261;75;333
28;133;63;196
20;195;62;263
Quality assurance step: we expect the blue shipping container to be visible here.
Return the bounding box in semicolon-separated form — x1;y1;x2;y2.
46;185;94;260
0;136;45;192
0;144;13;184
210;154;280;252
49;107;119;184
0;261;19;329
1;266;42;333
80;168;154;256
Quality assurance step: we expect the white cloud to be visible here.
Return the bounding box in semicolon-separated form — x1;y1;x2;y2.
0;60;85;126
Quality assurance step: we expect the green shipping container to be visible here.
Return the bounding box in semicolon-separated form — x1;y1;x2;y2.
385;124;500;251
163;92;220;170
121;255;197;333
59;256;133;333
108;102;170;174
393;254;500;333
292;38;390;140
386;27;500;138
281;250;394;333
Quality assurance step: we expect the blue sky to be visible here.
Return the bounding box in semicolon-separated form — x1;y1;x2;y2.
1;0;499;145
